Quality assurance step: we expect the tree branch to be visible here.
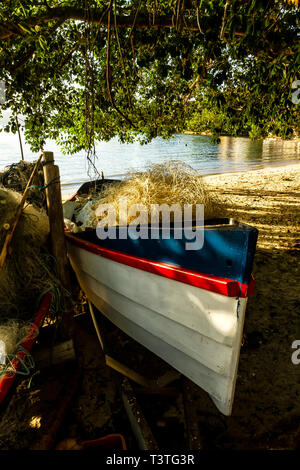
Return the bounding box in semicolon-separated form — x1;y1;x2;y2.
220;0;230;40
0;6;201;41
8;19;65;72
183;75;200;105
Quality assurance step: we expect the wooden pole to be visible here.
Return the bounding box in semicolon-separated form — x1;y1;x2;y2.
15;114;24;161
42;151;71;291
0;153;43;271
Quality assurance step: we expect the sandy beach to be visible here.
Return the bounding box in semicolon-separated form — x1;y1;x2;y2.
191;163;300;448
204;163;300;251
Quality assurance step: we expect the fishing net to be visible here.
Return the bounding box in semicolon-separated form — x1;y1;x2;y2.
0;160;46;208
0;320;38;377
70;161;224;229
0;188;53;321
0;320;38;356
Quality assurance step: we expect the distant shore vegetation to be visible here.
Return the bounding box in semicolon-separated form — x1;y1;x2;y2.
0;1;298;153
184;95;299;141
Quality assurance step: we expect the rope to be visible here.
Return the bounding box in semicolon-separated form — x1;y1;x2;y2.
28;177;60;192
0;346;35;377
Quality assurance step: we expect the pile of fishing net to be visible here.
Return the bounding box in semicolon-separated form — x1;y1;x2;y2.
0;320;38;376
0;187;52;322
64;162;223;230
0;160;45;208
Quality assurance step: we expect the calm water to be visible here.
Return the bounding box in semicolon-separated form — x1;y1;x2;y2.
0;117;299;196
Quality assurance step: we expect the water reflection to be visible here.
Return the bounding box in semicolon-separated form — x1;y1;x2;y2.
262;138;300;159
218;136;263;162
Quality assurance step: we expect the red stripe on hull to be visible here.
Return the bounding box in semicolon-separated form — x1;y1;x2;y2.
65;232;253;298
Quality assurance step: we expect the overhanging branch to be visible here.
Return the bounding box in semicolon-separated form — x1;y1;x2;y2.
0;6;200;41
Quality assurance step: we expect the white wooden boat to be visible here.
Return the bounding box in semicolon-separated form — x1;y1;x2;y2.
65;182;258;416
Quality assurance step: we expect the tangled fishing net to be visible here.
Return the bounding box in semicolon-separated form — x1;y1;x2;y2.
0;160;46;208
0;320;38;377
0;320;38;357
0;187;52;321
68;162;223;229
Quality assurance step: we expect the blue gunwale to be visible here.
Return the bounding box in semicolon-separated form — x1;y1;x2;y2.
73;219;258;286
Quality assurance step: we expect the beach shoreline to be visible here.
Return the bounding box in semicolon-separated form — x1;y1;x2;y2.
203;160;300;180
61;161;300;201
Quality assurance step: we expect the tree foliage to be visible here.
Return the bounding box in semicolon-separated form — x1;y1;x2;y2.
0;0;299;153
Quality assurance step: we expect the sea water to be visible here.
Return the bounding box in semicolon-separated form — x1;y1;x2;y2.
0;113;299;196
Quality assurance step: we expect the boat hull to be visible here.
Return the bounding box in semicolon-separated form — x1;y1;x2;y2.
67;240;249;415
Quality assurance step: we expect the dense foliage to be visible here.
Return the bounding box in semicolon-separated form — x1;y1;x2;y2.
0;0;299;153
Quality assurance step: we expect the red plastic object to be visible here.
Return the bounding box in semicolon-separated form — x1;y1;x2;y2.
0;293;52;405
82;434;127;450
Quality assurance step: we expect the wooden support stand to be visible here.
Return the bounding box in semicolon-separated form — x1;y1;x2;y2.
121;377;159;450
42;151;71;291
88;300;181;389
